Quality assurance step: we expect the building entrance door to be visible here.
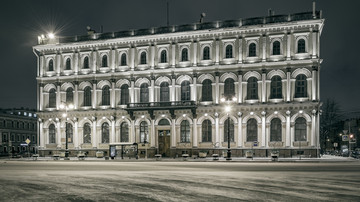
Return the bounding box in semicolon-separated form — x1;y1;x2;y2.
158;130;170;157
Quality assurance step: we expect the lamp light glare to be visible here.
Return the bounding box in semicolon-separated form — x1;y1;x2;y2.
299;110;303;114
225;106;231;113
232;97;237;102
220;98;225;102
62;113;67;118
48;33;55;39
59;104;65;109
68;104;74;109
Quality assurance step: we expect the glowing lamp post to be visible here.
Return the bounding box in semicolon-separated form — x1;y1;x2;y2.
221;96;237;161
60;103;74;159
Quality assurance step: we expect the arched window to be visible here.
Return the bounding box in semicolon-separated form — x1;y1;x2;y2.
120;53;127;66
202;120;212;142
247;118;257;142
120;84;129;105
49;89;56;108
66;88;73;104
202;79;212;101
101;122;109;143
270;118;282;142
66;123;73;143
295;117;307;141
102;55;108;67
270;76;282;99
65;58;71;70
84;86;92;107
181;81;191;101
140;83;149;103
272;41;281;55
224;118;234;142
83;56;89;69
83;123;91;143
140;52;147;64
295;74;307;98
180;120;190;142
120;122;129;142
297;39;306;53
225;44;233;58
160;82;169;102
247;77;258;100
48;59;54;71
181;48;188;61
203;46;210;60
102;86;110;106
49;124;56;144
140;121;148;143
249;43;256;57
224;78;235;99
158;119;170;125
160;50;167;63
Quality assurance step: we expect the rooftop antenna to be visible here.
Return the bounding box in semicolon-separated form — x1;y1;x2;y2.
167;1;169;27
200;12;206;23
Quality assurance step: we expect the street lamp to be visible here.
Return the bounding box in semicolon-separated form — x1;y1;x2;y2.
59;102;74;159
221;96;237;161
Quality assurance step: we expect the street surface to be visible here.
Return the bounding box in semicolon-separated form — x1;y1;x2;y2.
0;159;359;201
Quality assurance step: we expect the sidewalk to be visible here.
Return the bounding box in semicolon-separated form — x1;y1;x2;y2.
2;155;358;162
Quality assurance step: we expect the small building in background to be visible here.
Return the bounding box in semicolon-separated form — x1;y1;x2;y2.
0;108;38;157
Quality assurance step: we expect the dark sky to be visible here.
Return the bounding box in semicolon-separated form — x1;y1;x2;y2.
0;0;359;115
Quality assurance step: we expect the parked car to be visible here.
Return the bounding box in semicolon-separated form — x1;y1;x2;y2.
351;148;360;159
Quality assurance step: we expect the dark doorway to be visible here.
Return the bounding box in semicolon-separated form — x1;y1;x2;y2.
158;130;170;157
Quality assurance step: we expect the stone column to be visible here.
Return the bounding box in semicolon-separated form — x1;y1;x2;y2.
39;54;44;77
237;71;243;104
111;116;116;143
192;117;198;147
312;30;317;58
92;80;97;109
39;84;44;111
171;74;176;102
312;66;318;101
92;117;97;149
286;32;291;60
57;120;61;148
130;77;135;103
215;72;220;104
192;73;197;102
215;38;220;65
150;76;155;103
262;34;266;62
111;79;116;108
39;120;44;149
130;45;135;70
150;44;155;69
286;68;291;102
238;37;243;63
286;111;291;147
311;110;316;147
131;119;135;143
74;118;79;149
215;113;219;145
56;52;61;76
265;123;270;148
261;111;266;147
74;81;79;109
56;82;61;110
237;112;242;147
193;40;197;66
171;118;176;147
261;69;266;103
151;119;156;147
74;51;79;75
92;49;97;73
111;47;116;72
172;42;176;67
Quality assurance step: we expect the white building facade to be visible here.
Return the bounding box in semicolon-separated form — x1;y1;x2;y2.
34;11;324;158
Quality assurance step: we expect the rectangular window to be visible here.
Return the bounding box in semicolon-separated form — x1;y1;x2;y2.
2;133;8;142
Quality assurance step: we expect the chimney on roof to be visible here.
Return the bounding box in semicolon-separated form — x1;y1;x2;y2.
268;9;275;16
87;26;95;35
312;1;316;18
199;13;206;23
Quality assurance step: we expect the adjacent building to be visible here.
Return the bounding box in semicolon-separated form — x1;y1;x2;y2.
33;9;324;158
0;108;38;156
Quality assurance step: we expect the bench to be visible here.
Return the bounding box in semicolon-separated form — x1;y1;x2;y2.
182;154;189;160
155;154;162;161
32;154;39;161
53;154;60;160
212;154;219;160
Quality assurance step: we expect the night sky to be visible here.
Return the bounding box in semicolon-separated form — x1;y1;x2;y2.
0;0;359;116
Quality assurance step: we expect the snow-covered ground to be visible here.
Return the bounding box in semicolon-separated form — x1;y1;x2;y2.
0;161;359;201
